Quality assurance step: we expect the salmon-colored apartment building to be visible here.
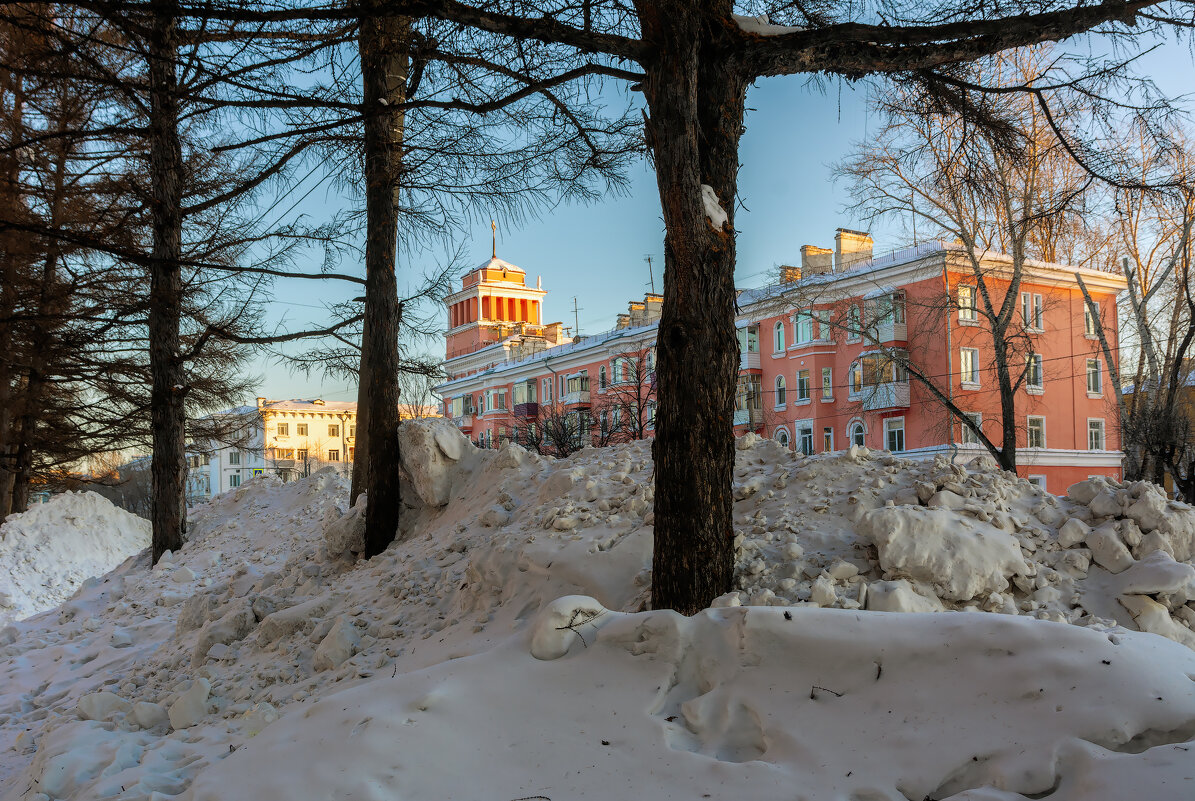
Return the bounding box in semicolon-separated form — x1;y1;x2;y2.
436;230;1127;493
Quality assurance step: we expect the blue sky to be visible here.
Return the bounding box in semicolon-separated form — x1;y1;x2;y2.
250;36;1194;405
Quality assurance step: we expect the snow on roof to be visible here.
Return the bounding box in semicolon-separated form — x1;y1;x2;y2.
475;256;524;273
862;285;901;300
260;399;356;412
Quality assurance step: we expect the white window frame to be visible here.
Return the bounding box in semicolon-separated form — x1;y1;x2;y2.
1084;301;1100;338
1087;418;1106;450
960;412;983;446
849;361;864;398
849;420;866;447
329;424;340;437
774;426;790;449
773;320;786;354
1021;292;1043;331
1026;353;1043;393
796;422;815;456
1086;358;1102;396
774;375;786;409
884;417;906;453
228;451;241;466
796;369;811;402
821;367;833;401
599;365;607;389
229;474;241;488
822;426;834;452
296;423;308;437
276;422;289;436
847;305;861;342
960;347;980;387
328;449;340;462
1027;415;1046;449
1026;475;1047;491
795;310;814;344
958;285;978;323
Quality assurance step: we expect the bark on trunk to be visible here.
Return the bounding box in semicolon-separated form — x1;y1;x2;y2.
639;1;743;614
357;4;408;557
147;3;187;562
349;311;371;506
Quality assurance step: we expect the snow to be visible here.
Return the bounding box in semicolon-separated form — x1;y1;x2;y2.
701;183;729;229
0;491;149;626
0;425;1193;800
732;13;805;36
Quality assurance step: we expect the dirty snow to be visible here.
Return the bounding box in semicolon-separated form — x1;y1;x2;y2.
0;421;1192;800
0;492;149;627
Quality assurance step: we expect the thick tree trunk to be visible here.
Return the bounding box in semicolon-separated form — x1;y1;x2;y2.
147;3;187;562
357;5;408;557
349;312;371;506
639;1;743;614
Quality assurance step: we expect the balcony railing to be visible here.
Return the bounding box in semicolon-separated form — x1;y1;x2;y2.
513;402;539;419
452;414;474;428
733;407;763;427
861;381;910;411
561;391;590;406
868;320;907;343
740;351;761;371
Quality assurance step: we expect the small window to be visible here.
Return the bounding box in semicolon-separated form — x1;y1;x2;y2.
329;424;340;437
1086;359;1102;395
1088;419;1105;450
1021;292;1043;330
884;418;905;452
850;422;866;447
349;425;356;437
822;427;833;452
796;370;810;401
958;285;977;322
960;348;980;386
229;474;241;488
775;376;786;407
297;448;308;461
228;451;241;466
847;305;861;341
821;367;833;400
277;423;289;436
775;428;790;449
328;449;340;462
960;412;982;445
1084;301;1100;337
599;365;607;389
1026;475;1047;490
297;423;308;436
1026;354;1043;390
774;321;786;352
1027;416;1046;449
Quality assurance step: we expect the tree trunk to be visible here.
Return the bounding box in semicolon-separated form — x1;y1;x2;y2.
349;311;371;507
147;2;187;562
357;4;408;557
639;1;743;614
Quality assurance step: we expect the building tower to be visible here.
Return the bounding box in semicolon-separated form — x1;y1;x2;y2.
444;257;549;360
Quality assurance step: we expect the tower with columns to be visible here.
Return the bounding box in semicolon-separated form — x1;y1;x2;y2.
444;257;550;360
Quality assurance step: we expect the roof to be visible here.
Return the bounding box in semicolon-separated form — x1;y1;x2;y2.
261;400;357;412
475;257;524;274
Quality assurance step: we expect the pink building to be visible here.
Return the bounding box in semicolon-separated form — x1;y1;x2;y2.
437;232;1126;492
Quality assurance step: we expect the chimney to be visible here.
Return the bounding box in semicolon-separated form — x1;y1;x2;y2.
616;313;631;330
779;264;802;284
800;245;833;276
834;228;873;272
256;397;267;408
643;293;663;323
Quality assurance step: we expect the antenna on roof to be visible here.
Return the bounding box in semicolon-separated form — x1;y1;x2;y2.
572;296;583;337
490;219;497;259
644;255;656;294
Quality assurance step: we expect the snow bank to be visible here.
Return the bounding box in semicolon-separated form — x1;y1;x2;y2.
0;491;149;626
1;425;1194;800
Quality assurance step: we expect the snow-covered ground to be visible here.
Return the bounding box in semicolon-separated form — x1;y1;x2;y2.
0;492;149;628
1;420;1193;800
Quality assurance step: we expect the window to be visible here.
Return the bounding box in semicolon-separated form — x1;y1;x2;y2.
796;370;810;401
564;374;587;396
884;418;906;452
229;474;241;488
773;321;786;353
775;376;786;407
1086;359;1102;395
738;325;759;353
543;378;553;403
816;310;831;339
1027;416;1046;449
329;424;340;437
795;310;814;344
775;428;790;448
477;393;486;414
349;447;355;461
599;365;607;389
849;361;864;396
513;380;537;405
823;427;833;452
228;451;240;466
276;423;289;436
297;423;308;436
797;425;814;456
328;449;340;462
821;367;833;400
276;448;294;460
349;425;356;437
1088;419;1105;450
1084;301;1100;337
1027;475;1047;490
960;348;980;386
958;285;977;322
961;412;983;445
1026;353;1043;390
850;422;866;447
297;449;308;461
847;305;861;341
646;401;656;429
1021;292;1043;330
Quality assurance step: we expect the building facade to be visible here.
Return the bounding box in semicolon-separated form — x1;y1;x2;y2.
437;232;1127;492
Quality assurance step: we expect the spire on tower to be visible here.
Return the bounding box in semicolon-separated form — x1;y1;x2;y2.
491;219;497;259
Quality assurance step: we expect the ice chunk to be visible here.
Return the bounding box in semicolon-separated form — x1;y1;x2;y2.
168;677;211;729
530;595;608;660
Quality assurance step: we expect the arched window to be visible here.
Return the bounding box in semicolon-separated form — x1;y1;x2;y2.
851;422;866;447
849;361;864;395
775;428;790;449
774;321;786;352
775;376;786;407
599;365;607;389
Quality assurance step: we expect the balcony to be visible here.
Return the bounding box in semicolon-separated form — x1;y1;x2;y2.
452;414;474;428
868;320;907;344
740;351;761;371
733;408;763;428
513;402;539;419
561;391;591;406
861;381;910;411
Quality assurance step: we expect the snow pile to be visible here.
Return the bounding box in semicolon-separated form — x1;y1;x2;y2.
0;424;1192;800
0;492;149;626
